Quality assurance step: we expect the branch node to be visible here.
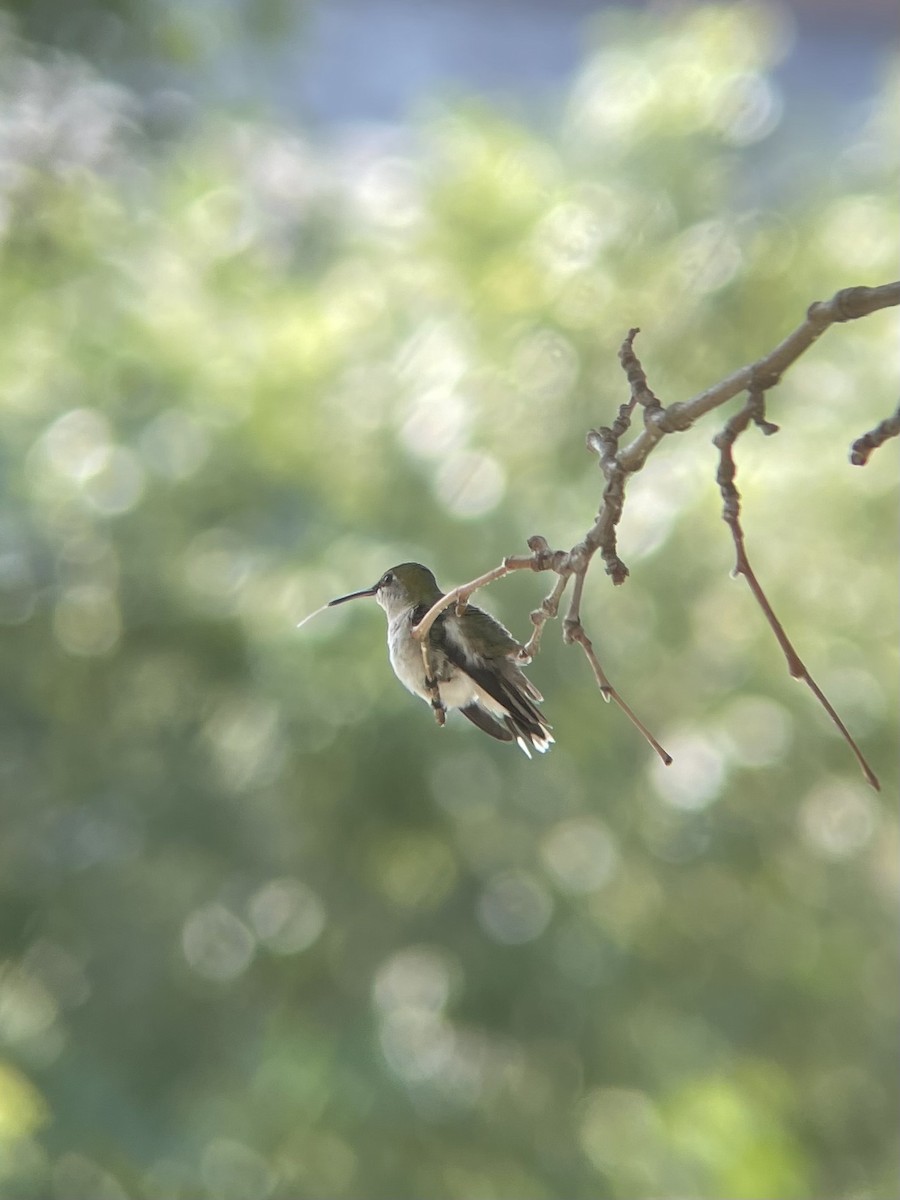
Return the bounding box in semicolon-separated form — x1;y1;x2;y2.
831;286;869;322
749;368;781;393
605;556;630;585
567;543;588;574
850;401;900;465
747;386;780;436
618;326;665;421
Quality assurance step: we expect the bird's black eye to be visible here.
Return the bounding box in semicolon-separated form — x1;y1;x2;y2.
381;572;394;586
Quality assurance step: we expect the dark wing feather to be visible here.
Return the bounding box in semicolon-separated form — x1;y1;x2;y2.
452;605;521;655
435;611;552;751
459;704;514;742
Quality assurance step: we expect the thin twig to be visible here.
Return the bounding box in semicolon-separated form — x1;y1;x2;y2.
564;568;588;629
522;573;570;659
850;400;900;465
419;641;447;727
619;325;664;417
560;553;671;763
714;389;881;791
563;617;673;766
580;327;657;585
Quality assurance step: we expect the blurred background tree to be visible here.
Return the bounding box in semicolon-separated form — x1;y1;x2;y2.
0;3;897;1198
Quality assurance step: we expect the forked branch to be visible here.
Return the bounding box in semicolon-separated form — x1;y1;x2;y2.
412;283;898;780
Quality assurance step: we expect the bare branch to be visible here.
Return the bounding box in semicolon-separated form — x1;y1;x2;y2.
850;400;900;465
581;325;673;587
714;390;881;791
616;281;900;474
406;282;897;775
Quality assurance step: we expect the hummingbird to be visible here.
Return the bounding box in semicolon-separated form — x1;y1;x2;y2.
329;563;553;756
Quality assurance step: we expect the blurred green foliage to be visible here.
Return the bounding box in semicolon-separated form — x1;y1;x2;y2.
1;0;297;78
0;6;898;1199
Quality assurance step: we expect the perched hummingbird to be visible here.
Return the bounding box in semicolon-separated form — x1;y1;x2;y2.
329;563;553;756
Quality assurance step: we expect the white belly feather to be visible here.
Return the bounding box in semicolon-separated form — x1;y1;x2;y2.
387;611;495;713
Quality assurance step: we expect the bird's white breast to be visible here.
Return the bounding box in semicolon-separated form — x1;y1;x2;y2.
387;611;430;698
387;611;480;710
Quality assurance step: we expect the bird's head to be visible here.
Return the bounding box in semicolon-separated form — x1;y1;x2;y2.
329;562;442;619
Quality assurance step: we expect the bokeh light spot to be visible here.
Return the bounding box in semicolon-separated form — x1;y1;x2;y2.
712;72;783;145
676;219;743;294
532;200;604;274
566;52;656;143
39;409;112;481
799;780;877;860
248;878;325;955
0;966;58;1044
379;1008;455;1084
0;550;36;625
579;1087;663;1180
51;1152;129;1200
819;195;897;271
22;940;91;1009
477;870;553;944
718;695;793;767
540;817;618;894
434;450;505;519
202;695;286;792
184;528;255;614
354;154;423;231
373;945;456;1015
80;445;146;515
53;584;121;656
181;903;255;983
139;409;211;480
200;1138;275;1200
0;1061;49;1139
511;327;579;400
651;732;726;811
400;387;470;461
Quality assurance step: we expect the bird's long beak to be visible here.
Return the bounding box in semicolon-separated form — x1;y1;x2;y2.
328;584;378;606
